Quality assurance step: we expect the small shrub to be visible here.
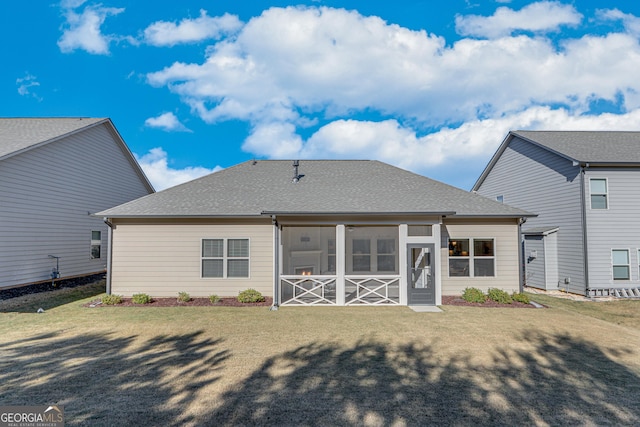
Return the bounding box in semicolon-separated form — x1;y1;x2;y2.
101;294;123;305
177;291;191;303
209;294;220;304
462;287;487;303
487;288;513;304
512;292;530;304
237;288;265;303
132;293;152;304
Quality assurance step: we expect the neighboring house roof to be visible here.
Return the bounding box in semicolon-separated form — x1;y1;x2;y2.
473;130;640;191
512;130;640;164
0;117;154;193
97;160;533;218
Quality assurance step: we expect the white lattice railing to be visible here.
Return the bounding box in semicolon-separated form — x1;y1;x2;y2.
280;275;337;305
345;276;401;305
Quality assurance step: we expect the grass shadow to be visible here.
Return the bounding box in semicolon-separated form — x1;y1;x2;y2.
209;332;640;426
0;330;229;426
0;282;105;313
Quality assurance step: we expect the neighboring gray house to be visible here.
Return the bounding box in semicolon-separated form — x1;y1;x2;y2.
98;160;532;307
0;118;154;290
474;131;640;297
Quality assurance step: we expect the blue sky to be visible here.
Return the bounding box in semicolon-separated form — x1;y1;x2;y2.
3;0;640;190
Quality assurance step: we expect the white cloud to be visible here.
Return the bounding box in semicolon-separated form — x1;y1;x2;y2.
147;6;640;126
455;1;583;38
598;8;640;37
144;112;191;132
135;147;222;191
242;122;302;157
16;73;41;100
58;3;124;54
143;5;640;178
241;107;640;175
143;10;242;46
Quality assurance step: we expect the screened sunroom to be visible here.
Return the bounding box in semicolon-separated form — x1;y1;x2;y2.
278;223;437;306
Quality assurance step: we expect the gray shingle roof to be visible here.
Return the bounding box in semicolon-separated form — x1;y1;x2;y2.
98;160;532;218
0;117;106;160
512;130;640;163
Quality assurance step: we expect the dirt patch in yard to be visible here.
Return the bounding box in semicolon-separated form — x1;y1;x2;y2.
86;297;273;308
442;295;539;308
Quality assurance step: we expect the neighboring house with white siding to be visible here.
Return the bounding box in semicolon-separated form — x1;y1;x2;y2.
473;131;640;297
0;118;154;290
97;160;532;307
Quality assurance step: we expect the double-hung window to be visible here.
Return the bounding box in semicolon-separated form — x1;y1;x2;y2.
449;238;495;277
612;249;630;280
91;231;101;259
473;239;495;276
202;238;249;278
346;226;399;274
590;178;608;209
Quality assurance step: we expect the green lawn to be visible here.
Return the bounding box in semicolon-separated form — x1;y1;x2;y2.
1;285;639;426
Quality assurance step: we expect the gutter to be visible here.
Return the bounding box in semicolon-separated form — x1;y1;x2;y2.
103;217;114;295
261;211;457;216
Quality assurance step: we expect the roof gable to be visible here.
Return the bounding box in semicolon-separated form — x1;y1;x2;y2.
0;117;154;193
473;130;640;191
0;117;107;160
98;160;532;218
512;130;640;164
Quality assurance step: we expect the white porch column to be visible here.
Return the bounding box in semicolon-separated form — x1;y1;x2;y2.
399;224;408;305
433;222;442;306
336;224;346;305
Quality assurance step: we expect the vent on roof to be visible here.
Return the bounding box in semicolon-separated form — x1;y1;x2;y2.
292;160;303;183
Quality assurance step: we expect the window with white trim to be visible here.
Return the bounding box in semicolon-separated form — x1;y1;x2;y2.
449;238;495;277
612;249;629;280
91;231;101;259
590;178;608;209
346;226;399;275
202;238;249;278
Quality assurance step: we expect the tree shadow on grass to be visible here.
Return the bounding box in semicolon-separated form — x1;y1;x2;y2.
211;332;640;426
0;282;105;313
0;330;228;426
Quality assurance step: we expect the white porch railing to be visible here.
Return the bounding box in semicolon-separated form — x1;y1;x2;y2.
280;275;337;305
345;276;401;305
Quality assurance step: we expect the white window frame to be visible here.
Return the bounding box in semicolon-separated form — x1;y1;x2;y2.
496;195;504;203
91;231;101;259
473;238;496;277
448;238;496;278
201;238;250;279
611;249;630;281
589;178;608;210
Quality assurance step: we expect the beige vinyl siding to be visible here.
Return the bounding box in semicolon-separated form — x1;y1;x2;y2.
440;219;520;295
110;219;273;297
0;123;152;288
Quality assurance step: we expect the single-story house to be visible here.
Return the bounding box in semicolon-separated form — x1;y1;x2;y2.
97;160;533;306
0;118;154;290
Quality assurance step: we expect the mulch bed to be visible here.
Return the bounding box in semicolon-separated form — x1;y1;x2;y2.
442;295;539;308
88;296;537;308
86;297;273;308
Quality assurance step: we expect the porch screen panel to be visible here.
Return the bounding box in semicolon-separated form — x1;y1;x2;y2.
282;226;337;275
346;226;399;275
